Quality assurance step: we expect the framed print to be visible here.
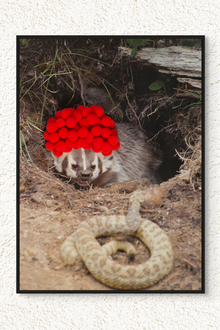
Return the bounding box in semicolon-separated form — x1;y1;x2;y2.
17;36;204;293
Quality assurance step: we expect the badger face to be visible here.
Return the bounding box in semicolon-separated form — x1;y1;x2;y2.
52;149;114;187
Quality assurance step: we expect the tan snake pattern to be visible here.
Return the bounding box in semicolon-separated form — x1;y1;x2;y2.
61;190;173;290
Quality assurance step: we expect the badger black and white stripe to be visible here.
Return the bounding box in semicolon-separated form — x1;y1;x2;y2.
52;123;162;187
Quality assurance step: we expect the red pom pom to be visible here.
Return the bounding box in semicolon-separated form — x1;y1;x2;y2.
61;108;72;119
72;141;80;149
82;107;93;117
76;105;85;112
66;117;77;128
78;127;89;138
47;118;56;123
92;145;102;153
84;143;92;150
86;132;94;143
91;125;102;136
93;137;104;148
46;122;57;133
112;141;120;150
64;146;72;153
96;117;101;125
79;118;90;128
72;111;82;122
101;116;112;127
66;138;76;148
49;132;59;143
45;106;120;155
45;141;55;151
76;138;86;148
53;149;63;157
111;128;118;137
55;140;66;151
108;135;119;146
68;130;78;141
56;118;66;128
87;113;97;125
92;106;104;118
101;142;112;153
101;127;111;139
110;119;115;128
58;127;68;139
102;149;112;157
55;111;62;119
43;131;50;140
89;105;97;111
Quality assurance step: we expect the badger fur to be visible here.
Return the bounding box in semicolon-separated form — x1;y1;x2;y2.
52;123;162;187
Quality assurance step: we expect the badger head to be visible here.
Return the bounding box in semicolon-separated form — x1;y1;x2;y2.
52;149;114;187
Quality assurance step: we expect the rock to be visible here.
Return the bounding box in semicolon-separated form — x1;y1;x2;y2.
142;186;168;209
109;178;151;193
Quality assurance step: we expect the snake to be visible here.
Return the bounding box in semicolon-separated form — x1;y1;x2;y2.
61;190;173;290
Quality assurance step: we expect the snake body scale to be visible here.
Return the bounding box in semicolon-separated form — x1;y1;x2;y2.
61;190;173;290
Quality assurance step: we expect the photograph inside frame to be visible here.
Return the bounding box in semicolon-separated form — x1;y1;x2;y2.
18;36;204;292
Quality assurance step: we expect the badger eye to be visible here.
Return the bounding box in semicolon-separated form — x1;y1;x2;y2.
72;164;78;169
90;165;96;170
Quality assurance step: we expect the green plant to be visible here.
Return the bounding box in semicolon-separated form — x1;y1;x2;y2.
148;80;165;91
21;39;29;48
126;39;155;57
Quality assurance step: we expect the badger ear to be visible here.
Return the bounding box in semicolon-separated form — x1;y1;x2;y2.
108;154;114;161
104;153;114;161
52;152;67;173
98;152;114;173
99;152;114;162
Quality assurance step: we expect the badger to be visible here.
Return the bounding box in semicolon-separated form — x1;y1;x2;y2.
52;123;162;188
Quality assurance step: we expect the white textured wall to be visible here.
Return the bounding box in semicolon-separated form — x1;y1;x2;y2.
1;0;220;329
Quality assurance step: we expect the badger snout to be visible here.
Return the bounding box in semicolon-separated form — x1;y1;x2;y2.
76;169;92;187
79;169;91;177
77;169;91;186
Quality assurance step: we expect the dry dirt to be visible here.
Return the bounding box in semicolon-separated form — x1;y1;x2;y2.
19;160;202;292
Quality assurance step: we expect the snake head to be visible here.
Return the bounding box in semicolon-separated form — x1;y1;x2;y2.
129;190;144;205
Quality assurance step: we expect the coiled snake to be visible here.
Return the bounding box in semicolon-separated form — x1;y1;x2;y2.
61;190;173;290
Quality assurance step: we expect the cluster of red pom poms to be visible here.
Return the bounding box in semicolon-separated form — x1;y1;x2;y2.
43;105;120;157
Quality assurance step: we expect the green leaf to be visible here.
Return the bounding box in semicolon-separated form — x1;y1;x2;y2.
21;39;29;48
148;80;165;91
126;39;146;46
131;46;137;58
